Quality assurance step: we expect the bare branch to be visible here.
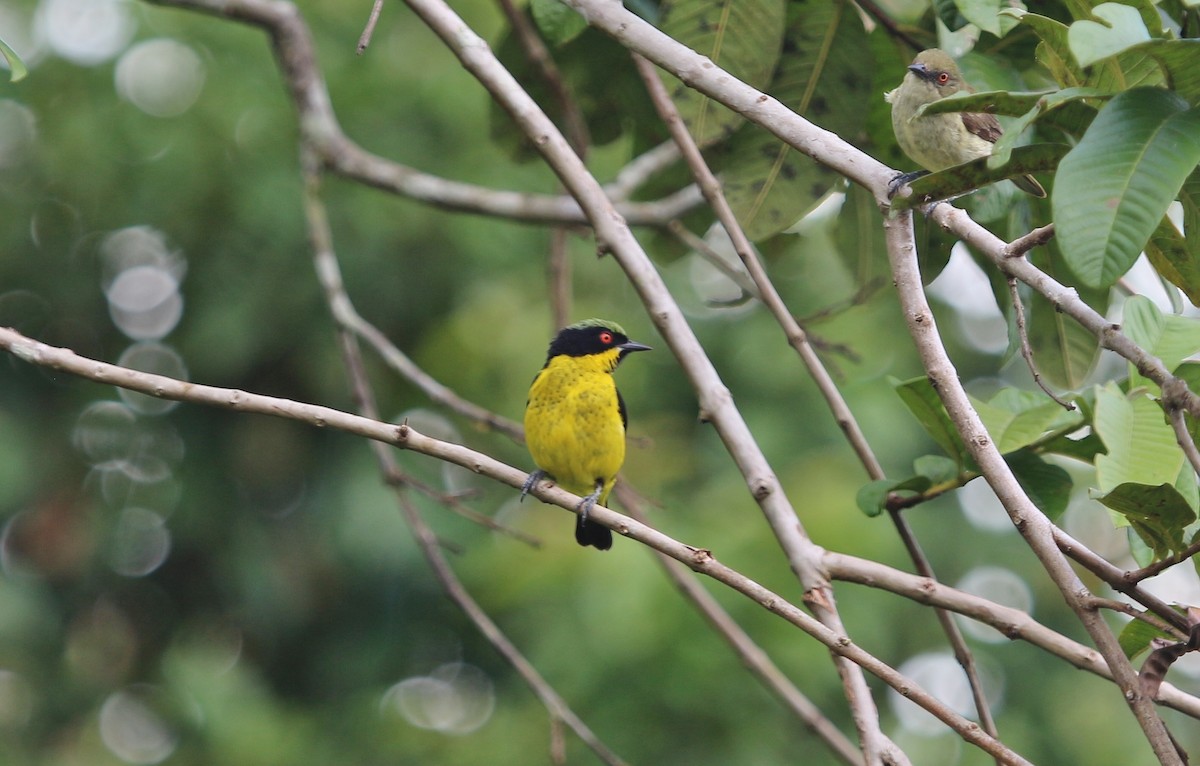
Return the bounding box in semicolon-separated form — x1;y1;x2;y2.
825;552;1200;718
0;326;1035;764
1003;223;1055;258
144;0;700;226
883;210;1182;764
356;0;384;53
612;485;863;766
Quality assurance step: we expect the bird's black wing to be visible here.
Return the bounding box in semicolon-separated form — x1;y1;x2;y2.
617;388;629;431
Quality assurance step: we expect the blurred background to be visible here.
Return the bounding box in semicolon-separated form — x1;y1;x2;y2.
1;0;1198;763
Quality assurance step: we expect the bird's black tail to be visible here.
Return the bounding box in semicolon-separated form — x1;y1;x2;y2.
575;517;612;550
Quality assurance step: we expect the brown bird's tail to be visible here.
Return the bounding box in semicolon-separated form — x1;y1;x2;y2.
576;517;613;550
1014;173;1046;197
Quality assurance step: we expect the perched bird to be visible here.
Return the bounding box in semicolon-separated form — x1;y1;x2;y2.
886;48;1045;197
520;319;651;550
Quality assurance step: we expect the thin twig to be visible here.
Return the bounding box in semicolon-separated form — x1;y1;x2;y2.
1007;277;1076;410
356;0;384;53
1003;223;1055;258
1165;388;1200;483
1127;536;1200;585
852;0;926;51
603;141;682;200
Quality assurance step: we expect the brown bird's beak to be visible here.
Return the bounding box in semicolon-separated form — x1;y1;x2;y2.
907;62;929;79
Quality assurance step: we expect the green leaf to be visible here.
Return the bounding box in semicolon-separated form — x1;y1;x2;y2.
1145;214;1200;306
856;480;893;516
955;0;1002;36
932;0;970;32
856;475;933;517
1068;3;1152;68
1118;615;1175;660
1121;295;1200;381
530;0;588;46
1094;382;1184;492
973;388;1084;454
1008;11;1084;86
913;454;960;485
659;0;786;146
0;36;26;83
893;144;1069;209
716;0;867;240
1134;39;1200;106
1006;449;1073;518
1053;88;1200;289
893;376;969;467
1096;482;1196;559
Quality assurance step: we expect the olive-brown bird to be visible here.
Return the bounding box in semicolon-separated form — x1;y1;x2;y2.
520;319;651;550
886;48;1045;197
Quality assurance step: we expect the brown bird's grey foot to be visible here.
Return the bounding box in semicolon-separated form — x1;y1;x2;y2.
888;169;929;198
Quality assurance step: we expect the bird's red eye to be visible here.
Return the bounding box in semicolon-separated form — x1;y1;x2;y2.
599;331;613;344
937;72;950;84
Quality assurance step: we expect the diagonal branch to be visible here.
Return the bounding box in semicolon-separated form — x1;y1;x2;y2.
144;0;700;226
396;0;904;760
0;326;1035;764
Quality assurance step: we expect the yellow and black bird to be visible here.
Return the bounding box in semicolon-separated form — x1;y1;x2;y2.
520;319;651;550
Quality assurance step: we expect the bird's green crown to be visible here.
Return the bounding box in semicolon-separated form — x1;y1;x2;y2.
566;318;627;336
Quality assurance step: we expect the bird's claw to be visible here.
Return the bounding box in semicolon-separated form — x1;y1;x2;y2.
520;470;547;502
888;170;928;199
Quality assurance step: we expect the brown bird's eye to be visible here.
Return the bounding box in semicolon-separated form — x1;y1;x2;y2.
599;331;613;344
937;72;950;84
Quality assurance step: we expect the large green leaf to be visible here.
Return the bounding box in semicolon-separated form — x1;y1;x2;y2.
954;0;1002;36
658;0;786;146
1097;482;1196;559
1134;39;1200;105
1053;88;1200;289
716;0;867;240
1067;3;1151;68
1121;295;1200;384
973;388;1084;454
1093;382;1184;492
1006;449;1073;518
893;376;970;467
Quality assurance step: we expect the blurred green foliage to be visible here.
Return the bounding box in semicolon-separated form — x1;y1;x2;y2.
1;0;1199;764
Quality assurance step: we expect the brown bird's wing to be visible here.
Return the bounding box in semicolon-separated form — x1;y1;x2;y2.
961;112;1003;144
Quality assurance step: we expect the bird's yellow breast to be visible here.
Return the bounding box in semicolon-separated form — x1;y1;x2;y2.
524;349;626;503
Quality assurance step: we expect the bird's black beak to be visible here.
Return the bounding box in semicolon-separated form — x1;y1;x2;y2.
907;62;929;80
618;340;652;355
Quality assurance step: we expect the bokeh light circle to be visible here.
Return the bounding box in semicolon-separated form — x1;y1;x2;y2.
382;662;495;735
115;39;206;118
